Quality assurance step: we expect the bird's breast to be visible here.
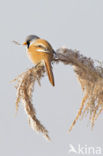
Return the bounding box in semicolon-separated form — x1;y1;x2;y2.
27;50;43;64
27;49;51;65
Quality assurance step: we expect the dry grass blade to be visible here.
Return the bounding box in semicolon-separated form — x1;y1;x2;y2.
12;40;22;45
12;63;50;140
12;47;103;140
68;94;88;132
55;48;103;132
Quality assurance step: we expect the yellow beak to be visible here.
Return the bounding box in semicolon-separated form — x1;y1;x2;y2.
23;42;27;45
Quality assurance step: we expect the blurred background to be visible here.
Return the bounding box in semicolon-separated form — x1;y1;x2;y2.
0;0;103;155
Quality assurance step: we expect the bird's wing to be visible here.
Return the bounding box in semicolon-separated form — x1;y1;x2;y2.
32;39;53;53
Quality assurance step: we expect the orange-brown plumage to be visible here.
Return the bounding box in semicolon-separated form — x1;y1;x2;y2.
44;56;55;86
24;36;55;86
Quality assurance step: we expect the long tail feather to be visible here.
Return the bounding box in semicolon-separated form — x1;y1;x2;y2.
44;59;55;86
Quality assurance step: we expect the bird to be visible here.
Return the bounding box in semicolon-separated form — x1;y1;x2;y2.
23;35;55;86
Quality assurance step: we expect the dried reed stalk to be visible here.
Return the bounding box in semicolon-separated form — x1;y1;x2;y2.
12;47;103;139
12;63;50;140
55;48;103;132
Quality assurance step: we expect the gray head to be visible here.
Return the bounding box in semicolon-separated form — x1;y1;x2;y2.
24;35;40;48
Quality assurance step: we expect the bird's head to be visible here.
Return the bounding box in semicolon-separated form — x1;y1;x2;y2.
23;35;39;48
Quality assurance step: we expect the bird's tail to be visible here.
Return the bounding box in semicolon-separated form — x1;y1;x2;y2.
44;58;55;86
